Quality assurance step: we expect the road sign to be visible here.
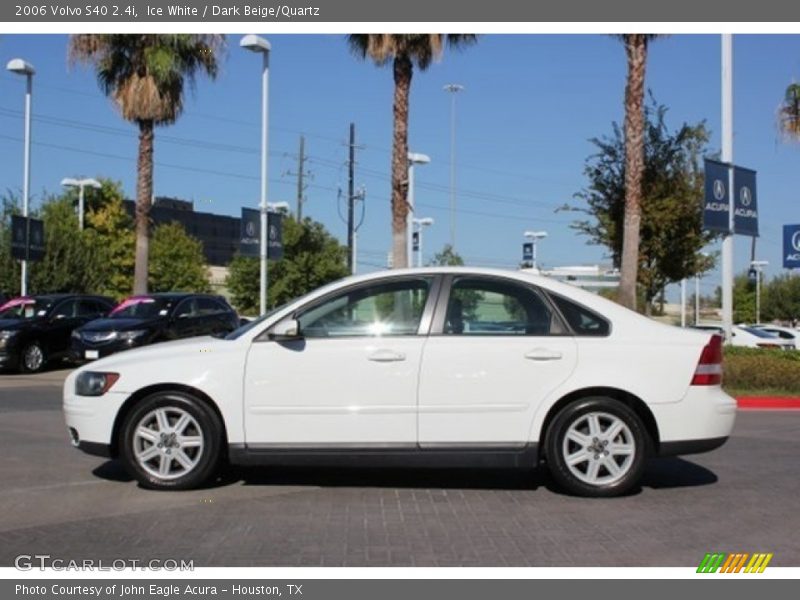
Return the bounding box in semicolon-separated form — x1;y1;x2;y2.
733;167;758;236
10;215;45;262
240;207;284;259
703;159;731;233
522;242;533;262
784;224;800;269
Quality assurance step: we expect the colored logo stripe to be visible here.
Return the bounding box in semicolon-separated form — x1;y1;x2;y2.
697;552;773;573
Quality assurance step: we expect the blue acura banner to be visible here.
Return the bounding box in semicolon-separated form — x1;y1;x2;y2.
703;159;730;233
733;167;759;236
240;208;284;259
785;224;800;269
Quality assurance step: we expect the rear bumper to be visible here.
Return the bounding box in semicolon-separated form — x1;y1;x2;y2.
658;436;728;457
650;386;737;454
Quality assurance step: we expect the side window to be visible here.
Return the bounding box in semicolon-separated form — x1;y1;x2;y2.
197;298;222;315
297;278;432;338
52;299;78;319
549;294;610;337
444;278;559;336
77;300;101;317
174;298;198;319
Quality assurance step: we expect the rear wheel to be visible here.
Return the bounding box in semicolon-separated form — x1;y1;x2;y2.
120;392;223;490
19;341;46;373
545;397;648;497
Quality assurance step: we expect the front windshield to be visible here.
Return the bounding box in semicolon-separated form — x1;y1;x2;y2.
224;304;288;340
110;296;172;319
0;298;53;320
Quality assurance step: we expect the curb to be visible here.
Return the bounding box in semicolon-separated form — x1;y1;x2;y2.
736;397;800;410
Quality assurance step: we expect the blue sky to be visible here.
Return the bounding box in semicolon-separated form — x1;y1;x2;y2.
1;34;799;298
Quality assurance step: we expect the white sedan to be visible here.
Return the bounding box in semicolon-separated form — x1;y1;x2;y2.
64;268;736;497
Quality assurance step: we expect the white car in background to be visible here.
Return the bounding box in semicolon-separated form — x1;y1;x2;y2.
751;325;799;349
693;323;794;350
64;267;736;497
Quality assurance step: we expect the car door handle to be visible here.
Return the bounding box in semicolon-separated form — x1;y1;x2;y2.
524;349;563;361
368;349;406;362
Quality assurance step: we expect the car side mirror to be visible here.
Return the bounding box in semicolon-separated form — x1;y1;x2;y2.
268;317;302;341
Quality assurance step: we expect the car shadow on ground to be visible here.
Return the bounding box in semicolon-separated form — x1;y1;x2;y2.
91;456;717;495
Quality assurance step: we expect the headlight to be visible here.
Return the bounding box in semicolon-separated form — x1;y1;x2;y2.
71;330;81;339
118;330;148;341
0;330;18;339
75;371;120;396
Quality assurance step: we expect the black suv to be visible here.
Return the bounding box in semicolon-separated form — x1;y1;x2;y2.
0;294;115;373
71;293;239;362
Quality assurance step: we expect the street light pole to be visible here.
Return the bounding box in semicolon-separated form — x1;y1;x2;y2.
721;34;734;341
443;84;464;249
241;35;271;315
61;177;101;230
7;58;35;296
751;260;768;324
412;217;434;268
406;152;430;266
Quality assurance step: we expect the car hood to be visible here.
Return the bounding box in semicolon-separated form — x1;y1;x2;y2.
79;317;164;332
76;335;231;371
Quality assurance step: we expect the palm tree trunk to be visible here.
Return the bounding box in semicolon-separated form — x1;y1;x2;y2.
617;35;648;311
391;54;412;269
133;119;154;294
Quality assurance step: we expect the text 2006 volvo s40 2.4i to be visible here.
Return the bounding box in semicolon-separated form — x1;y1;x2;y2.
64;267;736;497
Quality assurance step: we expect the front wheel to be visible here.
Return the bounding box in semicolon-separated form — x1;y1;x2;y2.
19;341;46;373
545;398;648;497
120;392;223;490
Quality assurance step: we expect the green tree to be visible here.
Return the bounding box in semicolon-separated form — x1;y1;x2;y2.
85;183;135;299
572;97;716;314
148;222;211;293
427;244;464;266
762;274;800;325
615;34;663;311
0;194;22;296
226;216;349;315
69;34;224;294
347;34;476;269
778;82;800;141
26;196;106;294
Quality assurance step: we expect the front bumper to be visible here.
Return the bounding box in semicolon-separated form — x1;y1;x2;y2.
63;386;131;456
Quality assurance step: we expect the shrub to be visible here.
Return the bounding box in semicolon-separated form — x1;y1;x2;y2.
723;347;800;395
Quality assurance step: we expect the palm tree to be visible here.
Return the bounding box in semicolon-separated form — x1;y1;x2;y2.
615;34;660;311
778;83;800;140
69;34;224;294
348;34;476;269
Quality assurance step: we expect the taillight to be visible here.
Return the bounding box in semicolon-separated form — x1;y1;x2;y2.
691;334;723;386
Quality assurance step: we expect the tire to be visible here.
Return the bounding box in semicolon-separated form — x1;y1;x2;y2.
19;341;46;373
119;391;224;490
545;397;648;497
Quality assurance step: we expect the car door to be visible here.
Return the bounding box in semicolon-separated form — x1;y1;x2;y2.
243;276;438;446
417;275;578;447
171;298;202;339
48;299;84;355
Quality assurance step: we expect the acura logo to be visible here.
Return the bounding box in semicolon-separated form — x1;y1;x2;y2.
713;179;726;201
740;186;752;207
245;222;256;237
793;231;800;252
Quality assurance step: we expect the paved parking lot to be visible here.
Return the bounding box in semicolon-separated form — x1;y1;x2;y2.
1;368;798;567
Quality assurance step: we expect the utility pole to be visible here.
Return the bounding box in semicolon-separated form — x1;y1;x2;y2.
347;122;356;274
721;34;734;341
296;135;305;220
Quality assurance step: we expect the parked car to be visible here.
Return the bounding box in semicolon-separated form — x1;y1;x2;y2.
70;293;239;362
751;324;799;349
691;323;794;350
64;267;736;497
0;294;115;373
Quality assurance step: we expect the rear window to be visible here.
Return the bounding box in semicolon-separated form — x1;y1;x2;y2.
549;294;610;337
